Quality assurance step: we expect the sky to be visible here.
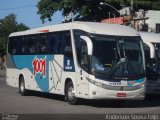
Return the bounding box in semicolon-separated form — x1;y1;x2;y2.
0;0;63;28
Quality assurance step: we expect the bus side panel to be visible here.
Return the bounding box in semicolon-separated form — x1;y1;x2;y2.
7;53;77;95
20;68;41;91
6;68;20;88
8;55;54;92
48;55;77;95
6;53;20;88
48;55;64;94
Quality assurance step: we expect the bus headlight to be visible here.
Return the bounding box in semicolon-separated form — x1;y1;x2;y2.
86;77;104;88
141;82;145;87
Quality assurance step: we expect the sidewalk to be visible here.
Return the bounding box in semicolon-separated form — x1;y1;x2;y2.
0;69;6;77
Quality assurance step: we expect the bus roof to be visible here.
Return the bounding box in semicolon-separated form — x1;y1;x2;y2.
139;32;160;43
9;22;139;37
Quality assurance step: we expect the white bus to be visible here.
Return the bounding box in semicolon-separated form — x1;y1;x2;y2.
7;22;146;104
140;32;160;94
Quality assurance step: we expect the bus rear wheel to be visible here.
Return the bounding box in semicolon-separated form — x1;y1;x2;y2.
19;76;28;96
65;81;78;105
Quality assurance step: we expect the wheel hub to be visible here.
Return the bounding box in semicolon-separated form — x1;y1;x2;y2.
20;82;24;93
68;86;75;100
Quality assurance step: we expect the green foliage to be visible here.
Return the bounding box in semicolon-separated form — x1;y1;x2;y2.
37;0;160;23
37;0;106;22
105;0;160;10
0;14;29;52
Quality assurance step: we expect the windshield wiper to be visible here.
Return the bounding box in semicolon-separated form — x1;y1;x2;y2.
109;58;126;79
109;40;127;79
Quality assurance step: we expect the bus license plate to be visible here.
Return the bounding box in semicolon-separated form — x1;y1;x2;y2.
117;93;127;97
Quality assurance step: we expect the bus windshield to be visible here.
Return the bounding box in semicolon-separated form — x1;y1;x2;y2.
91;35;145;80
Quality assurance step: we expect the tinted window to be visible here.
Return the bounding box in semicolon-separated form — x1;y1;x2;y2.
8;37;21;55
28;35;36;54
49;33;58;54
73;30;89;71
74;30;87;56
58;33;63;53
63;31;72;54
8;31;72;55
37;34;48;54
21;36;28;54
49;31;72;54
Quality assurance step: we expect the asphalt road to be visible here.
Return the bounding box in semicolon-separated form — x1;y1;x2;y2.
0;69;160;116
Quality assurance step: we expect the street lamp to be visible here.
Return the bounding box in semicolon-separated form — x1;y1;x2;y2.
63;4;74;22
100;2;121;17
71;11;74;22
100;2;133;26
63;12;74;22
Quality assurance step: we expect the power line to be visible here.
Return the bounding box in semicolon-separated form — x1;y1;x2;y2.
0;5;36;11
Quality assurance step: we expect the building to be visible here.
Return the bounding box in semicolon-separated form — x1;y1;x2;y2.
146;10;160;32
133;10;160;32
102;8;160;33
101;7;132;26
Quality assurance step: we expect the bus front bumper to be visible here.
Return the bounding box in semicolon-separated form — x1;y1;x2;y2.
88;84;145;100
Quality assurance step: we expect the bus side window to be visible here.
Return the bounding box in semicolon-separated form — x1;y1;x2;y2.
8;37;13;54
12;38;17;54
28;35;36;54
63;31;72;57
21;36;28;54
74;30;88;71
17;36;22;54
49;31;72;55
57;32;62;54
37;34;48;54
9;37;18;55
57;31;72;55
49;33;58;54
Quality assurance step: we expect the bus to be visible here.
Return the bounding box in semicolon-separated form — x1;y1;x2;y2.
140;32;160;94
7;22;146;105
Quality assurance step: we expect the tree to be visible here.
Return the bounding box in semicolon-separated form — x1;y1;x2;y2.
37;0;160;23
0;14;29;53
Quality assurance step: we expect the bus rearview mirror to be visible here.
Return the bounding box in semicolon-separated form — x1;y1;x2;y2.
80;36;93;55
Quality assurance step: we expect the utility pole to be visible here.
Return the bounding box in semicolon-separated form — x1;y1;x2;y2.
131;0;133;11
130;0;134;27
71;11;74;22
130;0;134;17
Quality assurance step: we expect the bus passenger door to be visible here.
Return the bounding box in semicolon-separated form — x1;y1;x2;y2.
76;40;89;99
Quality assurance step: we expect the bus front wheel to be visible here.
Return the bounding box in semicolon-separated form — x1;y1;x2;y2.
65;81;78;105
19;76;28;96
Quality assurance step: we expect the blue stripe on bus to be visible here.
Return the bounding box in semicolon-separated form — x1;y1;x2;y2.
127;78;145;86
12;55;54;92
134;78;145;83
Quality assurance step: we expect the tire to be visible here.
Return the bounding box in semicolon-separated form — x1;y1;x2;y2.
19;76;28;96
65;81;78;105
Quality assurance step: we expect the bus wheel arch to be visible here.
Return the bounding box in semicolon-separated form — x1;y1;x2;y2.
64;78;78;105
19;74;28;96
